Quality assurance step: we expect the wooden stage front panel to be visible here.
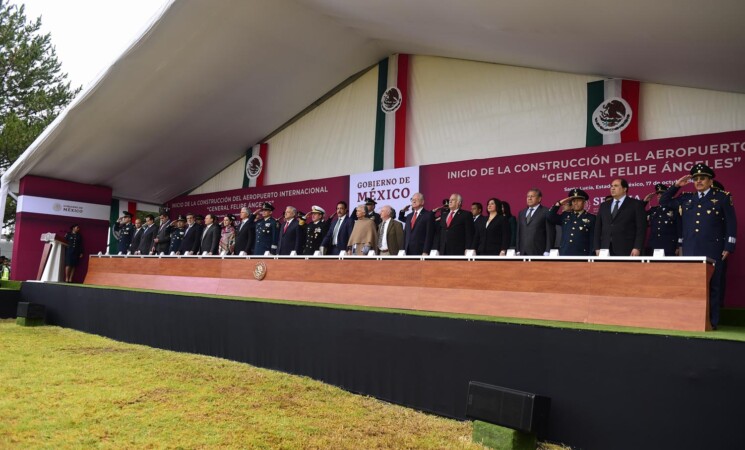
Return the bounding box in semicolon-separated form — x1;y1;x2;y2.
84;256;713;332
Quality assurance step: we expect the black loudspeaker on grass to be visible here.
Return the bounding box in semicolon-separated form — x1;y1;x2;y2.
466;381;551;437
16;302;46;326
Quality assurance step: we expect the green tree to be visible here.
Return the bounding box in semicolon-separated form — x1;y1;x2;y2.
0;0;80;233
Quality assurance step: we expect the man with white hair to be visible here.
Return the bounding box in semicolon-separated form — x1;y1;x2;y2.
399;192;435;255
438;193;474;255
234;206;255;255
377;205;404;255
278;206;304;255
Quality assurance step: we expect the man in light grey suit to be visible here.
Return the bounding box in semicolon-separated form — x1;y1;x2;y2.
516;188;555;256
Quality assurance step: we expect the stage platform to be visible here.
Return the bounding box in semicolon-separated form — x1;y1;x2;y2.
0;285;21;319
84;254;714;332
18;281;745;450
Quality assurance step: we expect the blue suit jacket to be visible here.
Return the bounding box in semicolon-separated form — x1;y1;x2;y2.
278;219;304;255
179;224;202;254
400;208;435;255
321;215;353;254
660;186;737;260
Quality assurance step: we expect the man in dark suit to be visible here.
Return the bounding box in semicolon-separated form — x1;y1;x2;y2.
278;206;304;255
471;202;487;249
593;178;647;256
200;213;221;255
398;192;435;255
377;205;404;255
179;213;202;255
153;207;172;254
234;207;255;255
438;193;475;255
321;201;353;255
516;188;555;256
128;217;143;254
137;214;157;255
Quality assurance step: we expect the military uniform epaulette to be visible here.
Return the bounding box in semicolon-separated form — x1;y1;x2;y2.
711;188;734;206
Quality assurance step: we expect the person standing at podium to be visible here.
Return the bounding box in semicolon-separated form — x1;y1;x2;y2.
64;224;83;282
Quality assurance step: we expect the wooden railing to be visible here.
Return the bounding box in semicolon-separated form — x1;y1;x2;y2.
85;255;713;332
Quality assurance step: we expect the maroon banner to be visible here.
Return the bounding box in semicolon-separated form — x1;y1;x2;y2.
421;130;745;306
166;130;744;307
168;176;349;219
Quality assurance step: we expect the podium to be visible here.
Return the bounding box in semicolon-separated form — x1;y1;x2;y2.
38;232;67;282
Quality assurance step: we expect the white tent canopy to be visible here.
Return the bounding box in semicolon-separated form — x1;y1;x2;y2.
3;0;744;209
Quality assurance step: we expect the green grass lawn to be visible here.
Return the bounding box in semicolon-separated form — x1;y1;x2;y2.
0;280;21;290
0;320;488;449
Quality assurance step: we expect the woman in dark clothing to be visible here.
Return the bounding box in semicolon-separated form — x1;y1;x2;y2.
501;201;517;249
474;198;511;255
64;224;83;282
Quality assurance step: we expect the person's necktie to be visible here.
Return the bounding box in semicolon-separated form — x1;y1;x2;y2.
332;218;342;245
411;210;417;227
526;208;534;224
612;200;620;218
446;211;454;227
283;221;289;233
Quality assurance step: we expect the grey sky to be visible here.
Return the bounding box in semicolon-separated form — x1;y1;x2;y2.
10;0;172;90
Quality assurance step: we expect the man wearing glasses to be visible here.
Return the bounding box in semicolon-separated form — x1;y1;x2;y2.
660;163;737;329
